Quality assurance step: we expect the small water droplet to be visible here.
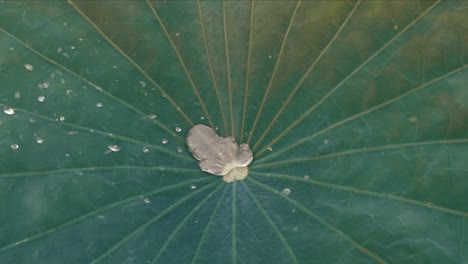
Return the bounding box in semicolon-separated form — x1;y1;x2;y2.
66;89;73;95
177;146;183;153
291;208;296;213
96;102;103;108
24;64;34;71
70;46;75;50
267;147;273;151
14;91;21;99
175;32;180;37
65;153;70;157
107;145;120;152
190;185;197;190
143;198;151;204
162;139;168;144
4;108;15;115
9;47;14;51
36;138;44;144
142;147;150;153
148;114;157;119
37;96;46;102
268;55;272;59
59;116;65;121
323;139;329;144
200;116;205;120
10;144;19;150
408;116;417;123
57;47;62;53
303;175;310;180
281;188;291;196
139;81;147;88
175;127;182;132
60;78;66;84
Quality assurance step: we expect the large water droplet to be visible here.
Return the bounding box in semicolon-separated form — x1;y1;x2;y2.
175;127;182;133
36;138;44;144
4;108;15;115
59;116;65;121
107;145;120;152
10;144;19;150
162;139;168;144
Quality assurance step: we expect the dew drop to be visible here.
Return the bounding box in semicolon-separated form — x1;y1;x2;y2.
14;91;21;99
281;188;291;196
70;46;75;50
96;102;103;108
268;55;272;59
37;96;46;102
162;139;168;144
10;144;19;150
175;127;182;133
267;147;273;152
142;147;150;153
175;32;180;37
148;114;157;119
200;116;205;120
107;145;120;152
24;64;33;71
190;185;197;190
143;198;151;204
59;116;65;121
323;139;329;144
36;138;44;144
303;175;310;180
177;146;183;153
57;47;62;53
139;81;147;88
3;108;15;115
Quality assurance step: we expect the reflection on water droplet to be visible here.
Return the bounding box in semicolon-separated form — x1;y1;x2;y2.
36;138;44;144
10;144;19;150
162;139;168;144
143;198;151;204
175;127;181;132
142;147;150;153
14;91;21;99
24;64;33;71
177;147;183;153
96;102;103;108
267;147;273;151
38;96;46;102
4;108;15;115
107;145;120;152
304;175;310;180
148;114;157;119
281;188;291;196
190;185;197;190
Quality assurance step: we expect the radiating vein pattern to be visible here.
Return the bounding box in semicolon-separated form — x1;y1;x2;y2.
0;1;467;263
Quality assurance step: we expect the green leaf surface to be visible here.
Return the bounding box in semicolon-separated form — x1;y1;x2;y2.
1;0;467;263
